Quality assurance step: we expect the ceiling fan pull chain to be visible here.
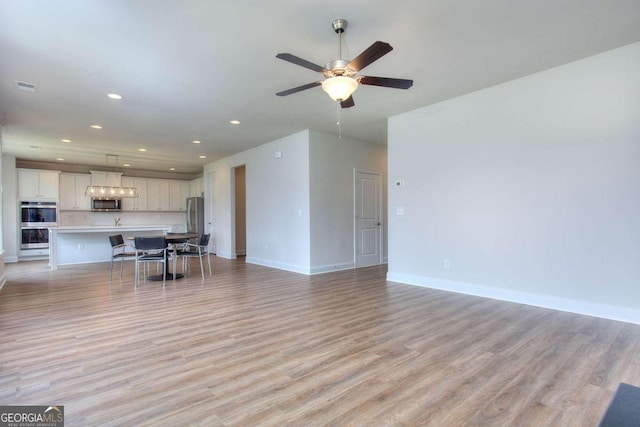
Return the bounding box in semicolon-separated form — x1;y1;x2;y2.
337;101;342;139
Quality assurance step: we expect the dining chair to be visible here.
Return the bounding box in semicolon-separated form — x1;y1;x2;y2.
108;234;137;281
133;236;173;287
176;234;211;280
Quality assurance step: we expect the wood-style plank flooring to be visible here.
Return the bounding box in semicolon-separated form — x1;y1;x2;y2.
1;257;640;426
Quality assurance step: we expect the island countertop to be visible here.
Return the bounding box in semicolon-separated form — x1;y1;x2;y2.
52;225;175;233
49;225;174;269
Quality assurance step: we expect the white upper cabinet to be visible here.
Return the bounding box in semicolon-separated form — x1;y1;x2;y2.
59;173;91;210
89;171;122;187
189;177;204;198
146;179;170;211
169;181;190;211
121;177;148;211
54;173;192;212
18;169;60;200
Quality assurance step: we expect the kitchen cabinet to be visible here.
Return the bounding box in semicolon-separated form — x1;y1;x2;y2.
146;179;170;211
89;171;122;187
121;177;148;211
74;176;189;211
59;173;91;210
18;169;60;199
169;181;190;211
190;177;204;197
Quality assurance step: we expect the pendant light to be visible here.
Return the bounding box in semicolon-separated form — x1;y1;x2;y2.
84;154;139;198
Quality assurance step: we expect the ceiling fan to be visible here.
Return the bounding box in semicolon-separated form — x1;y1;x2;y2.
276;19;413;108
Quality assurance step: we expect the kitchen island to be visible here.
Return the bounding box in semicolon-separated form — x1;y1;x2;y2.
49;225;174;270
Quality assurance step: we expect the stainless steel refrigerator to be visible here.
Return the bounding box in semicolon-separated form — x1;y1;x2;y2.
186;197;205;235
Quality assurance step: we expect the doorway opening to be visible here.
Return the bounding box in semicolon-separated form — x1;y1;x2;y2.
233;165;246;258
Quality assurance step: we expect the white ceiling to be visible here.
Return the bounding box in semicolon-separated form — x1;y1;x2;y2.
2;0;640;174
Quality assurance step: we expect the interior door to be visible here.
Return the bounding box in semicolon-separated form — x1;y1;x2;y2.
355;170;382;267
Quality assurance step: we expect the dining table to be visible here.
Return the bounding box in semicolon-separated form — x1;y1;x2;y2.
132;233;198;281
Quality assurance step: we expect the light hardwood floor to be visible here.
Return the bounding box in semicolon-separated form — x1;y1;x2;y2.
1;257;639;426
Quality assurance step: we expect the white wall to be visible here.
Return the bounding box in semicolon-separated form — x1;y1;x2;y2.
208;129;387;275
208;130;311;273
388;42;640;323
0;136;5;288
1;154;17;263
309;130;387;273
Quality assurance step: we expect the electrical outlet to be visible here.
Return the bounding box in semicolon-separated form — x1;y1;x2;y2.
78;243;84;250
443;259;451;269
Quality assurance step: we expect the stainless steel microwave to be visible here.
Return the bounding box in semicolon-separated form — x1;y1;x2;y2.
91;197;122;212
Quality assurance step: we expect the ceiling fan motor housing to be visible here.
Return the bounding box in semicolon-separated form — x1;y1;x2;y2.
324;59;356;77
332;18;347;33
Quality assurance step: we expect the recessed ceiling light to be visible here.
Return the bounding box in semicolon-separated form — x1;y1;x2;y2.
107;93;123;100
90;124;102;129
199;155;206;159
169;167;176;171
61;139;71;143
123;163;130;167
192;140;201;144
56;158;64;161
229;120;240;125
138;148;147;152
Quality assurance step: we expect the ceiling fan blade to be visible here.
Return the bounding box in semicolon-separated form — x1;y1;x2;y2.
276;81;322;97
340;96;355;108
347;41;393;72
359;76;414;89
276;53;327;73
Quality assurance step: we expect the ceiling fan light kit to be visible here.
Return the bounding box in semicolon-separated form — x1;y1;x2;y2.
276;18;413;108
322;76;358;101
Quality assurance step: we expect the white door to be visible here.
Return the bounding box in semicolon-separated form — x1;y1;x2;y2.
355;170;382;267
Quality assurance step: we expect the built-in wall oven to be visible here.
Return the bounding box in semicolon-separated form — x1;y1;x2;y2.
21;228;50;249
20;201;58;250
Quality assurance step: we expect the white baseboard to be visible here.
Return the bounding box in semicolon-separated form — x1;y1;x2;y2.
310;262;355;275
0;251;5;291
245;257;358;276
216;251;237;260
387;272;640;325
245;257;310;275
